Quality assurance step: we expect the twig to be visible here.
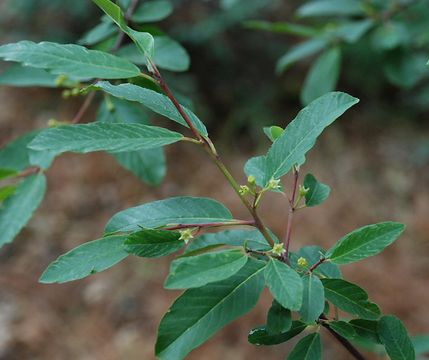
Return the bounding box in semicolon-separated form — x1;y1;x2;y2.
308;257;326;273
16;166;41;178
70;91;96;124
164;220;255;231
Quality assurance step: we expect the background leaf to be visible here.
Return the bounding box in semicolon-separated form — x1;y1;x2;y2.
155;259;266;360
297;0;365;18
39;235;128;283
0;64;59;87
266;300;292;334
0;174;46;248
105;196;233;233
290;246;342;278
132;0;173;23
164;249;247;289
326;222;406;264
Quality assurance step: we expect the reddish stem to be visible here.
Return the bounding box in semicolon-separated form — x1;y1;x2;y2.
283;168;299;260
164;220;255;231
308;257;326;273
16;166;41;178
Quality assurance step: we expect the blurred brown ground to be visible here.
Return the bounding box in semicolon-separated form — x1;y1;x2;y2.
0;85;428;360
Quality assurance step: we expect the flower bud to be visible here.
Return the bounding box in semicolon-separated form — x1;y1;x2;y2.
179;229;194;244
271;243;285;256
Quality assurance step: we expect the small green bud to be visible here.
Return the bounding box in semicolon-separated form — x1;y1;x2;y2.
239;185;250;196
55;74;68;87
71;87;80;96
247;175;256;185
62;89;71;99
267;178;281;190
297;257;308;267
299;184;310;197
179;229;194;244
271;243;285;256
47;118;69;127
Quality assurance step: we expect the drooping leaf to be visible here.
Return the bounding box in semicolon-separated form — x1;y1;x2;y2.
92;81;208;135
261;92;359;186
39;235;128;283
322;279;381;320
248;321;307;346
28;123;183;156
287;332;322;360
0;174;46;247
105;196;233;233
328;321;357;339
299;274;325;323
326;222;405;265
123;229;184;257
266;300;292;334
276;38;328;73
117;36;190;72
186;229;276;252
303;173;331;207
0;64;59;87
132;0;173;23
301;47;341;105
290;246;342;278
297;0;365;18
265;258;303;311
349;319;381;344
164;249;248;289
155;259;266;360
0;41;140;80
91;0;154;58
379;315;415;360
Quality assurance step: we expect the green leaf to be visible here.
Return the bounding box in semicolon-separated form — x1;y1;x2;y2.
412;335;429;355
349;319;381;344
132;0;173;23
291;246;342;278
113;148;166;186
322;279;381;320
276;38;328;73
155;258;266;360
304;173;331;207
299;274;325;323
123;229;184;257
248;321;307;346
92;0;154;58
28;123;183;156
0;41;140;80
92;81;208;135
39;235;128;283
79;18;117;46
0;64;59;87
326;222;405;265
287;333;321;360
329;321;357;339
0;185;17;202
186;229;276;252
266;300;292;334
263;126;284;142
118;36;190;72
105;196;232;233
265;259;303;311
297;0;365;18
301;47;341;105
164;249;247;289
332;19;374;44
0;168;18;180
378;315;415;360
0;174;46;247
243;20;320;37
250;92;359;187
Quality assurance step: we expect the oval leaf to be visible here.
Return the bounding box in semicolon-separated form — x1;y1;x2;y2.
124;229;184;258
304;173;331;207
248;321;306;346
39;235;128;283
299;274;325;323
287;332;322;360
164;249;247;289
0;174;46;248
378;315;416;360
265;259;303;311
105;196;233;233
266;300;292;334
326;222;405;265
28;123;183;156
0;41;140;80
322;278;381;320
155;259;266;360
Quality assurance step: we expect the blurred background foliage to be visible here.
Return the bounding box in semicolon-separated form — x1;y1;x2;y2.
1;1;429;359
